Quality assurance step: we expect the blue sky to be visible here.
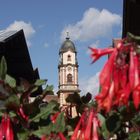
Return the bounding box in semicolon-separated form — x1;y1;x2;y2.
0;0;123;95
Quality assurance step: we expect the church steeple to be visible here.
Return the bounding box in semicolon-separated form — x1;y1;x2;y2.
58;33;80;107
59;34;76;54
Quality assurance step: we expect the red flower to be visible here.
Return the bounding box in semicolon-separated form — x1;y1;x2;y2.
84;110;94;140
95;49;118;112
99;48;118;86
116;83;131;106
106;81;115;112
97;81;115;112
92;116;99;140
129;47;135;90
133;55;140;88
133;55;140;109
41;135;46;140
133;90;140;109
113;66;119;93
71;113;85;140
89;47;114;63
17;106;28;121
50;112;60;123
58;132;66;140
5;116;14;140
120;65;128;89
0;124;3;139
0;114;14;140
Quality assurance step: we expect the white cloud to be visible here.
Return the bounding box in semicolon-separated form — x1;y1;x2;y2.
79;72;100;97
89;40;100;48
87;40;100;54
61;8;122;41
38;24;46;29
5;21;35;46
118;23;122;37
44;42;49;48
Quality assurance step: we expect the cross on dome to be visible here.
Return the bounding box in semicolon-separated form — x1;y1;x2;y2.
66;31;70;39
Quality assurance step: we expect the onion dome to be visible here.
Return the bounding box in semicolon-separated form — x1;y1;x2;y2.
59;36;76;54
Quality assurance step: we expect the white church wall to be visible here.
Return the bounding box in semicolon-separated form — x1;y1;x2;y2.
63;51;75;64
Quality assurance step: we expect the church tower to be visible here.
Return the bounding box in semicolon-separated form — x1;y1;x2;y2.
58;34;80;107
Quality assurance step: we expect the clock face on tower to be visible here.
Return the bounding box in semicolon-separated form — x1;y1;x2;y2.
68;66;72;72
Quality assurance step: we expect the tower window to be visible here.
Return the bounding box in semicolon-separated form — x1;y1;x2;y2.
67;55;71;61
67;74;72;83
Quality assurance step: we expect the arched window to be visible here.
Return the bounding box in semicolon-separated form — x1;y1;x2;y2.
67;55;71;61
67;74;72;83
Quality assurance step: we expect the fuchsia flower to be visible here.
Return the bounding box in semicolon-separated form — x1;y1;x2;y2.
95;48;118;112
41;135;47;140
71;113;85;140
116;83;131;106
58;132;67;140
50;112;60;123
0;114;14;140
89;47;114;63
119;65;128;89
71;109;100;140
132;54;140;109
133;55;140;88
90;39;140;111
43;112;66;140
92;116;100;140
129;47;135;90
84;110;94;140
99;48;118;86
17;106;28;121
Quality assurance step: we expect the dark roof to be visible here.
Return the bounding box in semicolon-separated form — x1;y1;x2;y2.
59;37;76;54
0;29;40;84
0;30;17;42
0;29;42;96
43;95;59;103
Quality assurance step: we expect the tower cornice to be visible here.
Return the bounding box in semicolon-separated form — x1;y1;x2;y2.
58;63;79;68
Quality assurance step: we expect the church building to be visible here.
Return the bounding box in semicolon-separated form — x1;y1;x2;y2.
58;34;80;107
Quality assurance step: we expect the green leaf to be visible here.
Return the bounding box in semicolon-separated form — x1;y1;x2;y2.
43;85;54;95
34;79;47;86
87;100;97;108
0;111;4;117
81;92;92;104
127;32;140;41
127;32;140;44
5;74;16;88
53;112;65;133
9;111;17;117
128;132;140;140
32;124;53;138
17;85;25;93
44;85;53;92
0;56;7;80
66;125;73;132
106;112;121;134
17;130;29;140
30;87;38;93
99;85;102;93
136;48;140;54
5;94;20;110
30;101;57;122
98;113;109;139
132;112;140;126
